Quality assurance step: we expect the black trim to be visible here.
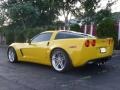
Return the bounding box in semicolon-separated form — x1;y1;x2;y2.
87;56;112;64
47;42;50;46
20;49;24;56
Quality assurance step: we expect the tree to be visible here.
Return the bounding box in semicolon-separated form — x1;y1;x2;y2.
54;21;65;30
1;1;38;30
95;9;112;24
78;0;117;24
112;12;120;21
1;0;60;43
80;0;101;24
32;0;59;27
54;0;79;29
1;0;59;29
70;24;80;32
95;0;117;24
97;17;118;48
0;9;5;27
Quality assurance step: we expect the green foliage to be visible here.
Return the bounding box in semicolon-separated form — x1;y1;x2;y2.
57;0;78;17
0;0;117;45
54;21;65;30
0;10;5;27
95;9;112;24
5;29;15;44
80;0;101;24
1;26;45;44
70;24;80;32
0;0;61;44
25;28;44;39
0;16;5;27
97;18;118;48
79;0;116;24
112;12;120;21
1;0;59;29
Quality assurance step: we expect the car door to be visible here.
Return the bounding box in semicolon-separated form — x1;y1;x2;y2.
21;32;52;64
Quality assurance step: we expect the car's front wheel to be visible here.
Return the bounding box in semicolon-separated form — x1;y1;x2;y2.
7;47;18;63
51;49;72;72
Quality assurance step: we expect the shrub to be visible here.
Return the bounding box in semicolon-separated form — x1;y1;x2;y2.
70;24;80;32
97;17;118;49
3;27;45;44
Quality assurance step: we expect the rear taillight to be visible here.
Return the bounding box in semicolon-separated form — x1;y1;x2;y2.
85;40;90;47
91;40;96;47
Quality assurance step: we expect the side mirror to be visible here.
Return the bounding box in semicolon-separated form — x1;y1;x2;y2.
26;39;31;44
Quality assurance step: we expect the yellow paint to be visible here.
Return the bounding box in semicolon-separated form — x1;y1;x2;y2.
9;31;114;67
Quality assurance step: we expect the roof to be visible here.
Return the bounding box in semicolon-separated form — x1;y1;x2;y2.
43;30;70;33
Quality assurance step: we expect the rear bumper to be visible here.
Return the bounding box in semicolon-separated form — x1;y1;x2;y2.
69;46;113;67
71;54;113;67
87;56;112;64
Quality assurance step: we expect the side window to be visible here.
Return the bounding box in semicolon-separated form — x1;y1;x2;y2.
55;32;81;39
31;33;52;43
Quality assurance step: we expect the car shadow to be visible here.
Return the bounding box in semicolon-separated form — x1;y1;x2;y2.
14;61;115;77
68;64;113;76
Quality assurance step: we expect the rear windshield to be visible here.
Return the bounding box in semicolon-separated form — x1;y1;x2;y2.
55;31;95;40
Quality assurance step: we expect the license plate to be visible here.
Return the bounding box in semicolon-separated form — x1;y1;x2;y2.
100;48;106;53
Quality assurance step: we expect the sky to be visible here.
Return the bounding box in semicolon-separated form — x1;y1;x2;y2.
101;0;120;12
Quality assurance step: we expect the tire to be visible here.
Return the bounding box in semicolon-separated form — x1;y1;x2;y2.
51;48;72;72
7;47;18;63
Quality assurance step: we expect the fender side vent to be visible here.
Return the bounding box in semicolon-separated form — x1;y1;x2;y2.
20;49;24;56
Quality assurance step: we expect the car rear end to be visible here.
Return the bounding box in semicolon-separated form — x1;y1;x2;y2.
70;38;114;67
52;31;114;67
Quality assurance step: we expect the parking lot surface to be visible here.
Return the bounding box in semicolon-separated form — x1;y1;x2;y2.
0;47;120;90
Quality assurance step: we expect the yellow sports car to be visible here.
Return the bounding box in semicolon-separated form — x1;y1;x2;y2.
7;30;114;72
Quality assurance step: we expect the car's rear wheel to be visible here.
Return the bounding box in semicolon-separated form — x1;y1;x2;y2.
7;47;18;63
51;49;72;72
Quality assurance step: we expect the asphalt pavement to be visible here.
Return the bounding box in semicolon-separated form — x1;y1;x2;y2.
0;47;120;90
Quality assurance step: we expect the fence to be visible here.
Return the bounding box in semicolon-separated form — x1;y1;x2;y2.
80;22;120;42
80;24;97;36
